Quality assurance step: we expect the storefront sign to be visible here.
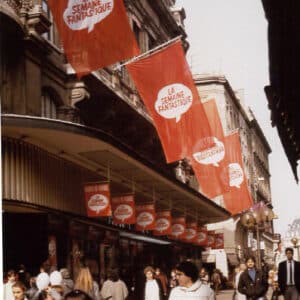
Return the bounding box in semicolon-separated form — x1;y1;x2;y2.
185;222;197;243
207;230;216;248
154;210;171;236
111;194;136;224
135;204;156;231
195;227;208;246
84;182;111;217
170;217;186;240
215;233;224;249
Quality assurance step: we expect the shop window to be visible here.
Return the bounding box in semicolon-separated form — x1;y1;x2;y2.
41;91;58;119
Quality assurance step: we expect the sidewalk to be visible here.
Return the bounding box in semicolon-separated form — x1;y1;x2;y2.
216;289;234;300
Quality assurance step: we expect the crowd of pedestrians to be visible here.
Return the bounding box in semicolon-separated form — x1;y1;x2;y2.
10;250;300;300
3;261;220;300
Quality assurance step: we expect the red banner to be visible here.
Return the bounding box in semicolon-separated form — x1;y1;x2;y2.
153;210;172;236
84;182;111;217
222;132;253;214
170;217;186;240
207;231;216;248
135;204;156;231
126;41;211;163
111;194;136;224
48;0;140;77
185;222;197;243
191;99;227;198
215;233;224;249
195;227;208;246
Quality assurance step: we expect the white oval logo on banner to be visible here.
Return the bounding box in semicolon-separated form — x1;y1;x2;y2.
155;83;193;122
88;194;109;213
216;237;223;248
186;228;196;240
198;232;206;242
137;212;153;227
229;163;244;188
63;0;114;33
114;204;133;221
172;224;185;237
208;236;215;245
156;218;170;232
193;137;225;167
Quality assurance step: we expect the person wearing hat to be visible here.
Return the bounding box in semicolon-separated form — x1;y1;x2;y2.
49;271;63;300
31;272;51;300
168;261;215;300
36;272;50;293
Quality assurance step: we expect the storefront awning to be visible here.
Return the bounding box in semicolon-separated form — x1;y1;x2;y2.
2;115;230;223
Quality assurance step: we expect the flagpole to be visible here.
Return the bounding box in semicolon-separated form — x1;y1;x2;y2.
115;35;182;70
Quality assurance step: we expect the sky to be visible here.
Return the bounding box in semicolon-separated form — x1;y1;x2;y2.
176;0;300;236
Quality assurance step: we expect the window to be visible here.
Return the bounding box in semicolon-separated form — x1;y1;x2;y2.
148;34;157;51
133;22;140;48
41;92;57;119
42;0;55;43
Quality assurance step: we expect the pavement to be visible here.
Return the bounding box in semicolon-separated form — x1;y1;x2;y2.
216;289;235;300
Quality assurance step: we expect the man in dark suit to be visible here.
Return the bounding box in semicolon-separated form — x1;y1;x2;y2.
278;247;300;300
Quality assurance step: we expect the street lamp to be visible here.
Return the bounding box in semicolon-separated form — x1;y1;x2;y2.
241;202;275;268
291;237;300;260
286;219;300;260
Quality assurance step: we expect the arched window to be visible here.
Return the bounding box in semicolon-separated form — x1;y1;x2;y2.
41;91;57;119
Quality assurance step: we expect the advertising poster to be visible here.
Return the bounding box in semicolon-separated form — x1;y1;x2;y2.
84;182;111;217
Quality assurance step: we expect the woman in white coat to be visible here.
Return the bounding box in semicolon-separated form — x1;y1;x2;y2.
235;263;246;300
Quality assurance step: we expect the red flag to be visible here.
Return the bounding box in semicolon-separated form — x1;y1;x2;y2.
84;182;111;217
135;204;156;231
48;0;140;77
195;227;208;246
169;217;186;240
153;210;172;236
215;233;224;249
185;222;197;243
126;41;211;163
111;194;136;224
207;231;216;248
222;133;253;214
191;99;227;198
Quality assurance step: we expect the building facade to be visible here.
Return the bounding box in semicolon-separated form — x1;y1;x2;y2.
1;0;230;288
193;74;276;274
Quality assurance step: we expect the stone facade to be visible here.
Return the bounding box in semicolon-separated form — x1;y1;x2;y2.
193;74;274;273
